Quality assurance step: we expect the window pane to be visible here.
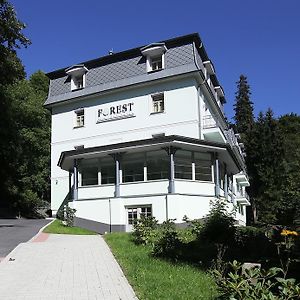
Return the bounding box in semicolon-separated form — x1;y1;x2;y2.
122;154;144;183
147;151;169;180
82;167;98;186
194;152;212;182
101;164;115;184
175;150;192;180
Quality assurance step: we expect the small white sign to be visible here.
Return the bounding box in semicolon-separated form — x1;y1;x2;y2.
96;102;135;123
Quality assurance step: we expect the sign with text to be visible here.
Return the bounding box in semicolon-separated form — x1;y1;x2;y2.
96;102;135;123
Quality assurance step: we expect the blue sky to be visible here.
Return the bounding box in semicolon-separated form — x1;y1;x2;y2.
11;0;300;120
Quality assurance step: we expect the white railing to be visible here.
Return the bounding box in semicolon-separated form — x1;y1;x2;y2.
202;115;217;129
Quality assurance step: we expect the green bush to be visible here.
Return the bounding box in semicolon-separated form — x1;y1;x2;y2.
212;260;300;299
56;205;76;227
132;215;158;245
152;219;182;259
199;199;236;246
232;226;275;260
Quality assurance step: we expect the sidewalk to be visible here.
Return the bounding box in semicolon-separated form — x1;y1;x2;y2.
0;233;138;300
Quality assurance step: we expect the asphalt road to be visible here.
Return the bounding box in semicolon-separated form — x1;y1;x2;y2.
0;219;51;257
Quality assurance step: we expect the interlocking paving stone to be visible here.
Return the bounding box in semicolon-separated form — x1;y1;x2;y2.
0;234;138;300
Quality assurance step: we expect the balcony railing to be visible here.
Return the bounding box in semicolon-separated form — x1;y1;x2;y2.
202;115;217;129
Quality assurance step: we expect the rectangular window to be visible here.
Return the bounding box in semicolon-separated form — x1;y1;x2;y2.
74;75;84;89
81;166;98;186
75;109;84;127
147;150;169;180
152;93;164;113
151;55;163;71
175;150;192;180
101;164;115;184
122;153;144;183
127;206;152;225
194;152;212;182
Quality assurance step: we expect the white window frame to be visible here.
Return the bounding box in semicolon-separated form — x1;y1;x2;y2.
147;54;165;72
65;65;88;92
71;73;86;91
126;205;152;225
151;93;165;114
74;109;84;128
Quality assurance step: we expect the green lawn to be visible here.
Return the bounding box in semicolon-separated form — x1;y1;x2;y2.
105;232;218;300
43;219;98;235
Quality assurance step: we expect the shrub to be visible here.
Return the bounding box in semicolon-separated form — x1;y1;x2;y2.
232;226;275;260
56;205;76;227
199;199;236;246
132;215;158;245
183;215;203;237
212;260;300;299
152;219;182;259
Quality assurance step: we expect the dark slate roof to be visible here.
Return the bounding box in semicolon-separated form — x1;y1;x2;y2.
47;33;207;79
44;33;214;107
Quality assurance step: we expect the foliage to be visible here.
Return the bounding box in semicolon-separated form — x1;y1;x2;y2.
132;215;158;245
152;219;182;259
56;205;76;227
43;219;97;235
212;260;300;299
2;72;51;216
233;226;275;260
199;200;236;246
183;215;203;237
233;74;254;135
105;232;218;300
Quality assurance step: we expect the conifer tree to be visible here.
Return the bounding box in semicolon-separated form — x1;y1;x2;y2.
233;75;254;135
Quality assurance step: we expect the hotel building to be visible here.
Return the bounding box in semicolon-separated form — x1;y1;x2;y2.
45;33;250;233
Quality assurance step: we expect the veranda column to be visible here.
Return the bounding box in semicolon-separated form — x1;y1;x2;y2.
73;159;79;202
112;153;123;198
224;164;228;200
214;154;220;198
163;146;178;194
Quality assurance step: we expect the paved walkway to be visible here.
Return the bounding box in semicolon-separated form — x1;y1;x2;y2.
0;234;138;300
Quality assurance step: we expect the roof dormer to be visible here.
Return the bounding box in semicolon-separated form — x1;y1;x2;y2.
65;64;88;91
140;43;167;73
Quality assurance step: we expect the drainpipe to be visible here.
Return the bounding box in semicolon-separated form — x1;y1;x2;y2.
165;195;168;221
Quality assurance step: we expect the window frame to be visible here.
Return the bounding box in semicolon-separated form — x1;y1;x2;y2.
126;205;152;225
151;93;165;114
71;73;85;91
74;109;85;128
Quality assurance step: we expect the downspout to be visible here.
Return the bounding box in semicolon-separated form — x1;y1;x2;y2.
109;198;112;233
165;195;168;221
193;42;206;139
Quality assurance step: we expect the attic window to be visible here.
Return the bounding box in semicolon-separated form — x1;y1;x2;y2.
65;64;88;91
141;43;167;73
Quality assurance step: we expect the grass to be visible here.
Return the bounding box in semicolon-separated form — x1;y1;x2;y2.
43;219;98;235
105;232;218;300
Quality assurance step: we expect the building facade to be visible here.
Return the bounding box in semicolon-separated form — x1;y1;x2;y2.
45;33;250;233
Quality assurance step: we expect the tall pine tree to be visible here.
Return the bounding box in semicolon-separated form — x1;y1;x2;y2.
233;75;254;135
233;75;256;222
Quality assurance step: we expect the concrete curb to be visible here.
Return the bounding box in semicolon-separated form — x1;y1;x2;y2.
0;242;26;264
0;218;55;265
28;218;55;242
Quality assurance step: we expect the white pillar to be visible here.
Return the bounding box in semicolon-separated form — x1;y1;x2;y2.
215;155;220;198
73;159;78;202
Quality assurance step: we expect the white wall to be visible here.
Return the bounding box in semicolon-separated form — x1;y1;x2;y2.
72;194;215;227
51;77;199;210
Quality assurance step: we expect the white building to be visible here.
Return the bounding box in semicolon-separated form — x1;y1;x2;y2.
45;33;250;233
